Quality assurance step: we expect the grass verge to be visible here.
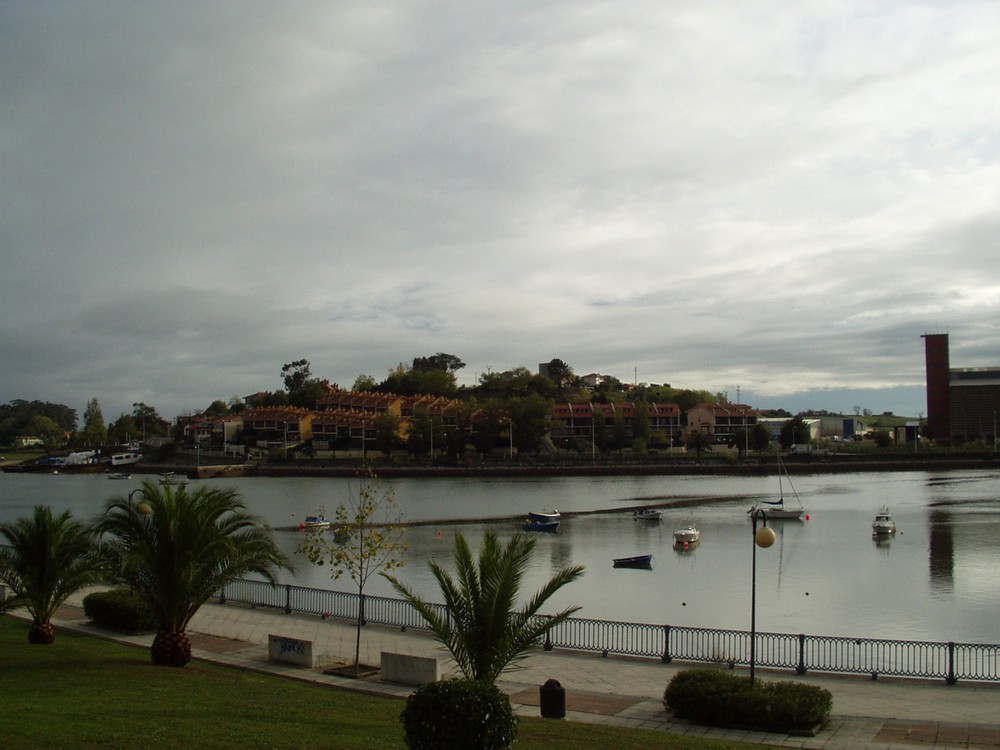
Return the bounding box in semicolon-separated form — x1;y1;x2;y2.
0;616;777;749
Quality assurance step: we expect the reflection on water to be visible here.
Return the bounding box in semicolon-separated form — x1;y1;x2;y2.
2;468;1000;643
928;508;955;593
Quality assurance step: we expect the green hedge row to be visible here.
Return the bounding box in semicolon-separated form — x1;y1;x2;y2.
663;669;832;733
82;588;157;633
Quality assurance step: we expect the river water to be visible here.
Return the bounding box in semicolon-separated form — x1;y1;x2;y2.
2;468;998;644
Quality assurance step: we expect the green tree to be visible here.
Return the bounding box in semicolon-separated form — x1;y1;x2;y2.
95;481;291;667
406;407;445;458
632;399;650;442
385;531;584;684
204;400;229;417
352;374;377;392
873;429;892;448
373;410;401;456
780;416;811;449
545;358;574;393
298;468;406;675
79;398;107;446
281;359;328;408
132;403;165;439
684;430;714;458
471;398;506;454
445;398;478;460
107;413;139;445
412;352;465;374
0;400;77;445
27;415;66;451
508;394;552;454
0;506;102;644
751;423;773;452
611;409;629;453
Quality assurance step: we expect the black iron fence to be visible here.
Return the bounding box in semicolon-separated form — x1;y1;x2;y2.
218;578;1000;685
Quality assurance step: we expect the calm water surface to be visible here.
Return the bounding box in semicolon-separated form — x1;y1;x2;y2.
2;469;998;643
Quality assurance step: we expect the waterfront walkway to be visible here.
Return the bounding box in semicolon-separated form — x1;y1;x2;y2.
33;593;1000;749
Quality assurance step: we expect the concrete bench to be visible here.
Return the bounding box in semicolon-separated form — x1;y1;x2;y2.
380;651;442;686
268;634;326;668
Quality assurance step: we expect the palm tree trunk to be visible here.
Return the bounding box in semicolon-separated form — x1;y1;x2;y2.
28;620;56;645
152;631;192;667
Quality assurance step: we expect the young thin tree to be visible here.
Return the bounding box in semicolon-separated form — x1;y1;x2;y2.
95;480;291;666
0;506;103;644
298;466;406;674
384;531;585;684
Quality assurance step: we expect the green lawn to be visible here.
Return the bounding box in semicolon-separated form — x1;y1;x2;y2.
0;616;775;750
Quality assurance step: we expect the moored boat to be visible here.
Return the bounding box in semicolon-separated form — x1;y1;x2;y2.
633;508;663;521
107;472;132;480
302;515;331;530
528;509;560;522
748;457;805;520
872;506;896;536
109;451;143;467
673;525;700;545
612;554;653;569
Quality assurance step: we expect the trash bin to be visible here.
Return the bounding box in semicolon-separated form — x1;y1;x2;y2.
539;678;565;719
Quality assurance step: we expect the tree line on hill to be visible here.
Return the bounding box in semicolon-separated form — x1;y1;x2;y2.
3;353;806;455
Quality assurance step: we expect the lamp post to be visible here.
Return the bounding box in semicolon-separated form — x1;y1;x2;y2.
749;507;776;685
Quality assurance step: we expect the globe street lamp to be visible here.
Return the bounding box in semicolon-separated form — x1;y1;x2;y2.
128;488;151;516
749;506;776;686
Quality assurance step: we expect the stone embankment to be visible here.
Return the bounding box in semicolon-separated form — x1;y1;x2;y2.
140;455;999;480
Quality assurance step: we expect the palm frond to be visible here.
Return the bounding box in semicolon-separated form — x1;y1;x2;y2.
385;530;585;683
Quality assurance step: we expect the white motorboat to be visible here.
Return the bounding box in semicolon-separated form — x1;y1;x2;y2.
302;515;331;530
872;506;896;536
673;525;700;545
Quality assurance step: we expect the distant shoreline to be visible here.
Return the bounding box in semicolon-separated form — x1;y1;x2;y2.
5;455;997;480
146;456;999;480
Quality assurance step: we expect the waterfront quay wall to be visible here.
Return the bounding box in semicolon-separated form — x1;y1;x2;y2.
140;455;1000;480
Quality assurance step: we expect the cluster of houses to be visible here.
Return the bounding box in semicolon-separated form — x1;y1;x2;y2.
177;385;784;456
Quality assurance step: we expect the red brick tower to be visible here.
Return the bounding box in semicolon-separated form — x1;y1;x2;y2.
922;333;950;444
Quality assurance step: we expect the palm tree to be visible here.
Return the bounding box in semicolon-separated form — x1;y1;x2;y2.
0;506;103;644
385;531;584;683
94;480;291;667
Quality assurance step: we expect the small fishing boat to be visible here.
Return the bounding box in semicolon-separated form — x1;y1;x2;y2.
613;554;653;569
633;508;663;521
673;526;700;545
528;509;560;522
302;515;331;530
872;506;896;536
107;472;132;480
522;518;559;533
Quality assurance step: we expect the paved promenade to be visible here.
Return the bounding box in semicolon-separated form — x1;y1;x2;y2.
34;593;1000;749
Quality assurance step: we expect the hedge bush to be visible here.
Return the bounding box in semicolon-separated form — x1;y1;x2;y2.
82;588;157;633
663;668;832;733
400;679;517;750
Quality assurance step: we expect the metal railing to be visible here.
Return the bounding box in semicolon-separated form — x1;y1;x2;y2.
217;578;1000;684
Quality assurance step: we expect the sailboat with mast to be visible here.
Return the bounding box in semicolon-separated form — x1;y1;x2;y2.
748;457;805;520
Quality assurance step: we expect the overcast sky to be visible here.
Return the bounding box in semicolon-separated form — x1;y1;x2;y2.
3;2;998;424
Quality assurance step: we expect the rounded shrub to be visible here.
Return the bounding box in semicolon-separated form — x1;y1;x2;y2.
82;588;157;633
664;668;832;733
400;679;517;750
